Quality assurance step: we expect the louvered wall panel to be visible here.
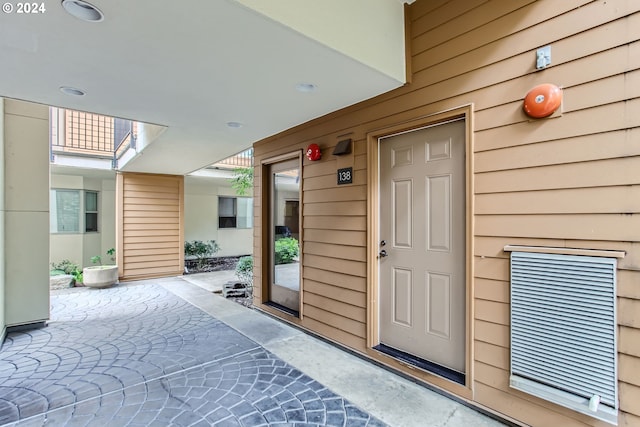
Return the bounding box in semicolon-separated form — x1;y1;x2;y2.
509;252;617;423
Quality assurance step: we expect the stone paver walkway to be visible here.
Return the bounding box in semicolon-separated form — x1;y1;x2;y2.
0;283;386;427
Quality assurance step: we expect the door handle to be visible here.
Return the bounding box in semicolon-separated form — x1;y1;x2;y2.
379;249;388;258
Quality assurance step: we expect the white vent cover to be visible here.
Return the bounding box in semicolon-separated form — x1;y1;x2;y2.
509;251;618;425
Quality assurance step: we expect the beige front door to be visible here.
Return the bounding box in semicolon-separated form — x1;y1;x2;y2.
379;119;466;373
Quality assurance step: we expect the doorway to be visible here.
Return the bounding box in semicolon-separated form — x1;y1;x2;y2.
267;158;301;316
376;118;466;382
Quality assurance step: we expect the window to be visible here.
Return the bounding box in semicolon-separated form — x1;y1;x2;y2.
51;189;80;232
237;197;253;228
218;197;253;229
85;191;98;232
50;189;99;233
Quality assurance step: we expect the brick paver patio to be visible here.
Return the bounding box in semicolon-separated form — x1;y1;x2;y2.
0;283;386;427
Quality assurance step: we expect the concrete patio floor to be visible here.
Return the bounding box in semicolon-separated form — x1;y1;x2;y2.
0;273;507;427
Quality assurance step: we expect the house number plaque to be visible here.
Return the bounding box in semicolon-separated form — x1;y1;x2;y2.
337;167;353;185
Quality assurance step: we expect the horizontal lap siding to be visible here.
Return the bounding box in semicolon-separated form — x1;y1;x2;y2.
457;0;640;424
306;144;366;346
255;139;369;344
118;173;184;280
252;1;640;425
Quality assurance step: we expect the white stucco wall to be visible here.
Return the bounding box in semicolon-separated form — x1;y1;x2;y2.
184;192;218;242
49;174;116;268
99;179;116;263
184;177;253;258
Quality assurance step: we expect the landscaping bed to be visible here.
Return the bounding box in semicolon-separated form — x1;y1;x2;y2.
184;256;245;274
185;255;254;309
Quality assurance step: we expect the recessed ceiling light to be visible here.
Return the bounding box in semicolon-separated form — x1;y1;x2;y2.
295;83;317;93
61;0;104;22
59;86;86;96
226;122;243;129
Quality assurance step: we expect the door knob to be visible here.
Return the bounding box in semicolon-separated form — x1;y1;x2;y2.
379;249;388;258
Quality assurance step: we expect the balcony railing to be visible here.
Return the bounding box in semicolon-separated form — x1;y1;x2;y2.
212;148;254;169
50;108;253;171
113;118;137;163
50;108;137;168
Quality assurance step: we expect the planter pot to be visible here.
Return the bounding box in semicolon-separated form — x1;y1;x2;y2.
83;265;118;288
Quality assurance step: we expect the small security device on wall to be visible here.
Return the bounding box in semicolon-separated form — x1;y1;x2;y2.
536;45;551;69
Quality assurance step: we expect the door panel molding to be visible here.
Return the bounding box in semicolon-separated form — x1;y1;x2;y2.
426;271;452;339
426;174;452;252
392;267;413;327
392;179;413;248
366;104;475;393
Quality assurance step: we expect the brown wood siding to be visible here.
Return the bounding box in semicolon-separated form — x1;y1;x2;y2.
117;173;184;280
252;1;640;425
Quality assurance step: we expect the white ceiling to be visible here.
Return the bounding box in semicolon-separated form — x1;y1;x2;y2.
0;0;407;175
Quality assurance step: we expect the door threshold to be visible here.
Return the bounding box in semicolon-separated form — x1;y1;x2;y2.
264;301;299;318
373;343;465;385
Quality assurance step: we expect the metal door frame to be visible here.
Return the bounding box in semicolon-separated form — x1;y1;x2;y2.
260;151;303;318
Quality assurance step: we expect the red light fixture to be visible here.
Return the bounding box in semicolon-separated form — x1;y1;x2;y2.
306;143;321;161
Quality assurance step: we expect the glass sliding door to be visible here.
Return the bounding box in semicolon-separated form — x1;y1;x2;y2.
268;158;301;315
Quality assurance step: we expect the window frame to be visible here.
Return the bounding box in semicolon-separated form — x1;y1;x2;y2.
85;190;99;233
218;196;253;229
50;188;100;234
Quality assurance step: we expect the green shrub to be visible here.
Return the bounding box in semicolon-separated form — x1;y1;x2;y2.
91;248;116;266
235;256;253;287
275;238;299;264
184;240;221;269
50;259;79;275
50;259;83;285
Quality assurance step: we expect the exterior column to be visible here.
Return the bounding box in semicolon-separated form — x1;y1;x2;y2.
3;99;50;328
